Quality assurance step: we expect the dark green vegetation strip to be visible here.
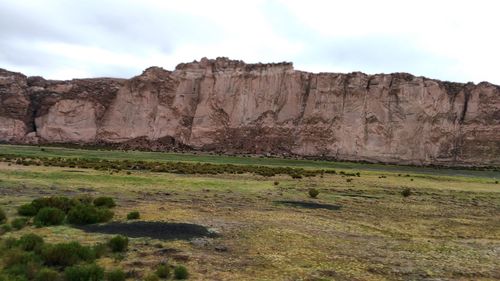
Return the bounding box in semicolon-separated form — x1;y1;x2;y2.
1;144;499;178
0;153;345;178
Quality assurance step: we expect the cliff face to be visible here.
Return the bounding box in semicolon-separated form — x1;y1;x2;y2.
1;57;499;166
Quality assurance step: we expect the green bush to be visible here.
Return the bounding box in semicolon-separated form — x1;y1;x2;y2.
31;196;72;213
18;233;44;251
35;268;60;281
106;269;125;281
4;259;40;280
11;218;28;230
64;264;104;281
93;197;116;208
308;188;319;198
0;207;6;224
1;237;18;250
144;273;159;281
108;235;128;252
3;248;40;268
93;243;108;258
18;203;38;217
126;211;140;220
34;207;65;227
1;223;12;233
401;188;412;197
41;242;95;267
174;265;189;279
67;205;113;225
96;208;114;222
70;195;94;206
155;264;170;278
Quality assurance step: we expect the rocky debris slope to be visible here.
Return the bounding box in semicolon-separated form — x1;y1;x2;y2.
1;57;499;166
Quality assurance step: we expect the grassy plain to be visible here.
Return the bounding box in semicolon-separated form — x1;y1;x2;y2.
0;145;499;280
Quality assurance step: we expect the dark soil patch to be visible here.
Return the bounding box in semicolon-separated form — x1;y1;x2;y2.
76;221;216;240
274;200;341;210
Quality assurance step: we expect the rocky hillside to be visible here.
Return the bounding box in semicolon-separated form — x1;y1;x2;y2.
1;57;499;166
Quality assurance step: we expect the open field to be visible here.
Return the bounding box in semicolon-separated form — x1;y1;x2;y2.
0;145;499;280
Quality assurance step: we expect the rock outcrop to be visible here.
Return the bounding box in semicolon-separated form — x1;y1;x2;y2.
1;57;499;166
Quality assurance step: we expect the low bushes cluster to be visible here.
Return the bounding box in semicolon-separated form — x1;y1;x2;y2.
67;204;114;225
0;233;172;281
126;211;140;220
0;154;335;178
64;263;104;281
106;268;126;281
11;217;28;230
93;197;116;208
17;195;115;226
34;207;65;227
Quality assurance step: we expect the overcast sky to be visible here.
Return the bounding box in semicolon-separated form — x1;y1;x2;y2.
1;0;499;84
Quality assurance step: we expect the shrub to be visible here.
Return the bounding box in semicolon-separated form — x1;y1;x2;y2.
70;195;94;206
35;268;60;281
93;243;108;258
108;235;128;252
4;259;40;280
18;233;44;251
1;223;12;233
67;205;113;225
144;273;160;281
0;207;6;224
11;217;28;230
34;207;65;227
308;188;319;198
106;268;125;281
174;265;189;279
93;197;116;208
155;264;170;278
1;237;18;249
96;208;114;222
31;196;72;213
3;248;39;267
18;203;38;217
126;211;140;220
41;242;95;267
64;264;104;281
401;188;412;197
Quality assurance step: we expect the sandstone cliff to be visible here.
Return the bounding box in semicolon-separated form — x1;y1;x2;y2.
1;57;499;166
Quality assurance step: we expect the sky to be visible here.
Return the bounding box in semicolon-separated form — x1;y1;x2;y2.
1;0;499;84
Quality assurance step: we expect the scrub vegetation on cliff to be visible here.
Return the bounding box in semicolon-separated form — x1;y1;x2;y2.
0;144;499;280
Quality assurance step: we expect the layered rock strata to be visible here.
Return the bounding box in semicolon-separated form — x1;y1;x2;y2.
1;58;499;166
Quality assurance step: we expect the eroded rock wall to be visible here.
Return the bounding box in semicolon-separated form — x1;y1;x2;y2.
0;57;499;166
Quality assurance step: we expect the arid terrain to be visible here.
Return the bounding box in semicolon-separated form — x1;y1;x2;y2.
0;145;499;280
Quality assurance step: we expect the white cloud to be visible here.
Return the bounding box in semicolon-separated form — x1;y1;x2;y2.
0;0;499;84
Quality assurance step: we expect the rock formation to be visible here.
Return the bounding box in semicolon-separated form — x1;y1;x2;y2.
1;57;499;166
